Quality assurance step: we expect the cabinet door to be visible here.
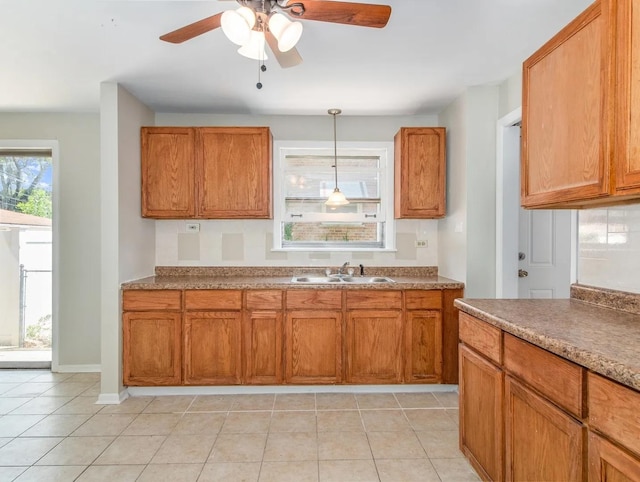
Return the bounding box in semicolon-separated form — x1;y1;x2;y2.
123;311;181;386
522;1;611;207
505;376;584;482
589;432;640;482
196;127;272;218
141;127;195;218
285;310;342;384
459;345;504;482
184;312;242;385
346;310;403;383
394;127;446;218
614;0;640;194
244;310;283;384
405;310;442;383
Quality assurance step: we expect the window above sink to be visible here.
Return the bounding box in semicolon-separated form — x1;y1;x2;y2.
273;141;396;252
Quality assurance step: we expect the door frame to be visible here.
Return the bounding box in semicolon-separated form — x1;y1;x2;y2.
0;139;59;369
495;108;578;298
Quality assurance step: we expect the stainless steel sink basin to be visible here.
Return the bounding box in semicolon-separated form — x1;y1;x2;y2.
291;276;395;284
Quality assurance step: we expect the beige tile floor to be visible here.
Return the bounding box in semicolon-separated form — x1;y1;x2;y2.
0;370;479;481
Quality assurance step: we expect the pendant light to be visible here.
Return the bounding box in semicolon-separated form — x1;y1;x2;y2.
325;108;349;207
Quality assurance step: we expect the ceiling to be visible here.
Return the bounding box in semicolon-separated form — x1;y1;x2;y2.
1;0;593;116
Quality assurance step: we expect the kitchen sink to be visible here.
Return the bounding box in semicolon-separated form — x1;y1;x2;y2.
291;276;395;284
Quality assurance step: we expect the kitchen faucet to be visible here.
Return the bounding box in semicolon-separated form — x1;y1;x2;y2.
338;261;350;275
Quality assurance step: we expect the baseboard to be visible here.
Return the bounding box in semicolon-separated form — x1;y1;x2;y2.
127;384;460;397
53;364;101;373
96;390;129;405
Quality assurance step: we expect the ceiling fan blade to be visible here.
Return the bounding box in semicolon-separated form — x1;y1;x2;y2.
159;12;223;44
288;1;391;28
265;31;303;68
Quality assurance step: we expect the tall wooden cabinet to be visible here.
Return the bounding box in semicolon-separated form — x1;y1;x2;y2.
141;126;272;219
522;0;640;208
394;127;446;218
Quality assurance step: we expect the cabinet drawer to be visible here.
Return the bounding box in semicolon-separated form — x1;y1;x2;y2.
589;372;640;457
504;334;584;418
246;290;283;310
184;290;242;310
122;290;182;311
346;291;402;310
405;290;442;310
459;312;502;364
286;290;342;310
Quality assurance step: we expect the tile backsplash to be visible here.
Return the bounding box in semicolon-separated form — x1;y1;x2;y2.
156;219;438;268
578;204;640;294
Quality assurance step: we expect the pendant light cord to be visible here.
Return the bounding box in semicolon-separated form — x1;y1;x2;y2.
328;108;341;189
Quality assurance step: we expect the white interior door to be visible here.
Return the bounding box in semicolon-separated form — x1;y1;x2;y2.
518;208;572;298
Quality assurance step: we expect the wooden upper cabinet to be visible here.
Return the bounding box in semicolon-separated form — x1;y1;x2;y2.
141;126;272;219
394;127;446;218
197;127;272;218
141;127;196;218
614;0;640;195
523;0;640;208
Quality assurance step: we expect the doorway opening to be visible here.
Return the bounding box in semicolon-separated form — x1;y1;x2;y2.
0;144;56;368
495;108;577;299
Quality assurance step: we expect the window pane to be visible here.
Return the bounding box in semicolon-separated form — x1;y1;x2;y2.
282;222;384;246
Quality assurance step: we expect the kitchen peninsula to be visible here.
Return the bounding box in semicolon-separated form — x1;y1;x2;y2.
121;266;464;388
455;285;640;481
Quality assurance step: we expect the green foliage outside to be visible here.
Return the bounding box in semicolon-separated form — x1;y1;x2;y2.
16;188;52;218
0;155;52;218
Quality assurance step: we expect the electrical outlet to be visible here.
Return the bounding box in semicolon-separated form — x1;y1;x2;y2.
186;223;200;233
415;240;428;248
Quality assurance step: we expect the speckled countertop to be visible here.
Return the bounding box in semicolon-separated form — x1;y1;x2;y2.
121;266;465;291
455;291;640;392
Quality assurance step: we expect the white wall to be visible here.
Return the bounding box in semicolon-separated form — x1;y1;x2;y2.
438;96;467;284
154;113;441;269
100;83;155;402
498;70;523;119
437;87;499;297
0;114;101;367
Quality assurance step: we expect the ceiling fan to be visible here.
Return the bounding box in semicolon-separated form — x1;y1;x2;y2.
159;0;392;71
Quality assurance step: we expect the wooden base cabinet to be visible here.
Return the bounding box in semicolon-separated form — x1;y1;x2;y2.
459;345;504;482
505;376;584;482
123;311;182;386
285;311;342;384
244;290;283;385
589;433;640;482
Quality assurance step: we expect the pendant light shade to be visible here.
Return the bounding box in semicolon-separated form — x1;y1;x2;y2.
268;13;303;52
221;6;256;46
325;108;349;207
238;30;268;60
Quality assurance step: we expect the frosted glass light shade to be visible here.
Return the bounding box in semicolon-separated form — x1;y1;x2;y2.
268;13;303;52
221;6;256;46
238;30;268;60
325;188;349;207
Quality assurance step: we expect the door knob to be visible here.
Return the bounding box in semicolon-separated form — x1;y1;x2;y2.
518;269;528;278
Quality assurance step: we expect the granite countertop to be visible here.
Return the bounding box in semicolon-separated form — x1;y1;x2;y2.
454;297;640;392
122;274;464;291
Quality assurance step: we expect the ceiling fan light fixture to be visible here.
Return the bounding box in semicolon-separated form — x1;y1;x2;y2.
221;6;256;46
268;13;303;52
238;30;268;60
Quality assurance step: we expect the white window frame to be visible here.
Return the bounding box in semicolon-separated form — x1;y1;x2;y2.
273;140;396;252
